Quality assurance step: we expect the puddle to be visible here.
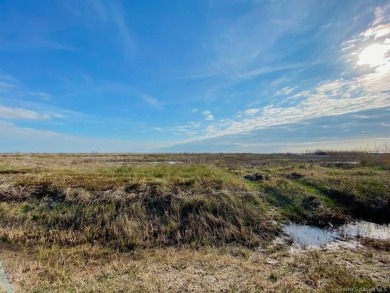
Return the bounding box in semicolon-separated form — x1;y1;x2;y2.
283;221;390;247
338;221;390;240
148;161;183;165
105;161;184;165
167;161;182;165
283;223;338;246
321;161;359;165
320;161;360;168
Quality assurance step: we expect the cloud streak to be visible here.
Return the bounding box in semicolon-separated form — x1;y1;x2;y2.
161;107;390;153
0;121;59;136
141;95;164;110
0;81;16;92
87;0;135;53
187;72;390;142
0;105;53;120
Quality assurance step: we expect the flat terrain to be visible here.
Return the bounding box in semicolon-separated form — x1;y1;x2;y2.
0;153;389;292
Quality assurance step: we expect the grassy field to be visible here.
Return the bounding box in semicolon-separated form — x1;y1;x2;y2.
0;152;389;292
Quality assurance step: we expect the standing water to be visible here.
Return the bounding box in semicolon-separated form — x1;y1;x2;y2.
283;221;390;247
282;223;338;246
338;221;390;240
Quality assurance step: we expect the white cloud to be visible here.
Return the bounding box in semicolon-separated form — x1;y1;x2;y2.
341;4;390;56
357;43;390;68
0;78;88;121
0;105;52;120
202;110;214;121
0;121;59;136
244;108;259;116
353;115;370;119
275;86;297;96
363;23;390;39
179;4;390;143
188;121;201;128
182;67;390;142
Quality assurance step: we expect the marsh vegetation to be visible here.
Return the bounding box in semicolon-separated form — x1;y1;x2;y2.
0;152;389;292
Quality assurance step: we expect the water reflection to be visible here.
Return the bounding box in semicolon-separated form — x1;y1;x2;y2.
283;221;390;246
338;221;390;240
282;223;338;246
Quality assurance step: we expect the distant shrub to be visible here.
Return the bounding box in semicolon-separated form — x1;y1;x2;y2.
313;150;327;155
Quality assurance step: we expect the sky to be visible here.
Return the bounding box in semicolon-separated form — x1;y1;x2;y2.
0;0;389;153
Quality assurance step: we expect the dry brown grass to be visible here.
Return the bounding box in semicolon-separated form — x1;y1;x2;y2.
0;156;276;249
1;153;389;249
1;242;388;292
1;153;389;292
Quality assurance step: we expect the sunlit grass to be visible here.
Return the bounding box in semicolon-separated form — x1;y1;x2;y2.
1;153;389;292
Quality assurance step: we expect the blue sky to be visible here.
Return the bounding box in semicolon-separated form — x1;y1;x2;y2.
0;0;389;153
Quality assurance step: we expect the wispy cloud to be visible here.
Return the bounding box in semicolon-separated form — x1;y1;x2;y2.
244;108;259;116
202;110;214;121
110;4;135;51
141;95;164;110
275;86;298;96
0;79;88;121
179;5;390;143
0;105;54;120
87;1;135;53
0;121;59;136
0;74;19;92
163;107;390;153
87;0;108;23
177;1;326;82
188;73;390;141
341;4;390;64
0;81;16;92
230;62;318;81
27;91;52;101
